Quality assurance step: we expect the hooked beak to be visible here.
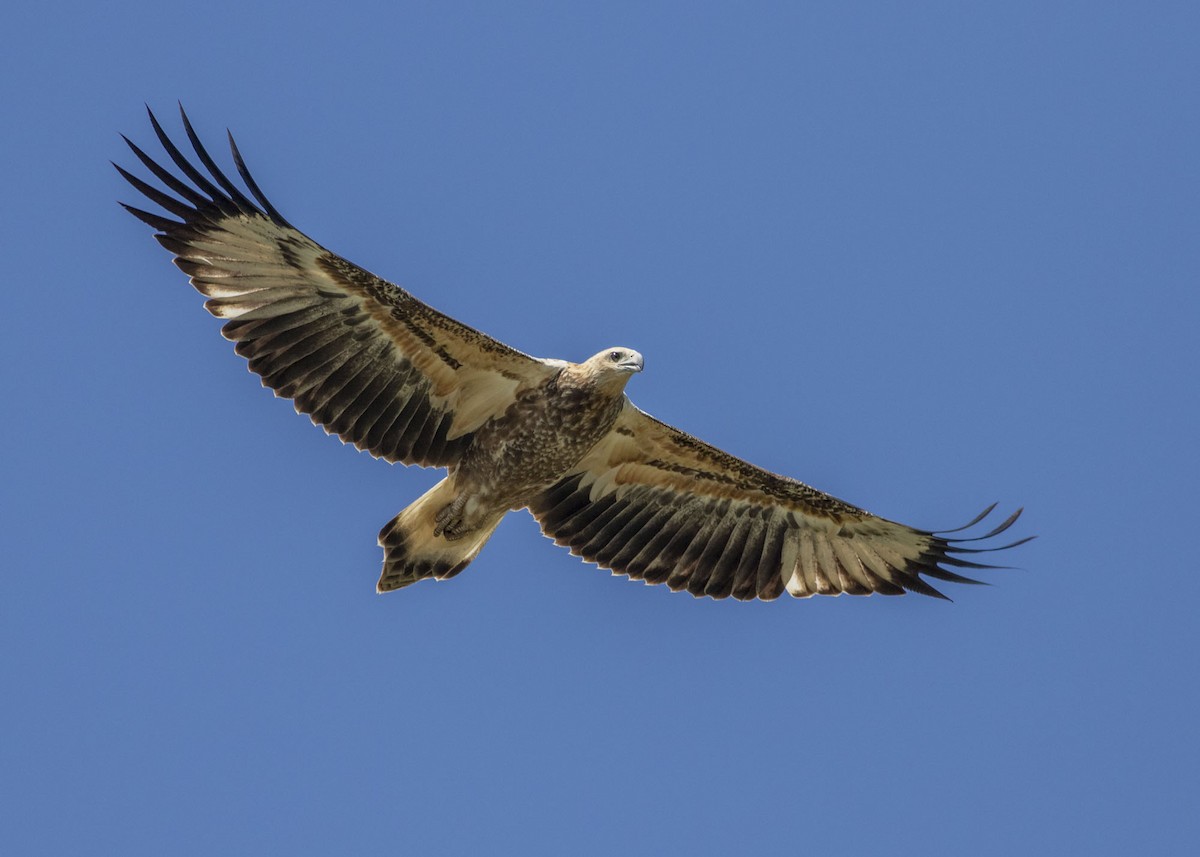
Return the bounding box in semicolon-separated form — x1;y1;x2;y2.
619;352;644;373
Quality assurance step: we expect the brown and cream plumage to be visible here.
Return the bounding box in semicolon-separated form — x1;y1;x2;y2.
118;106;1030;601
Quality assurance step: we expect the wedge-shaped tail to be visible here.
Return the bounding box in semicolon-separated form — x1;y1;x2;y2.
377;479;504;592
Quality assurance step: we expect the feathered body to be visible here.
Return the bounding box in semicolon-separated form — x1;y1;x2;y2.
118;107;1030;602
456;354;637;515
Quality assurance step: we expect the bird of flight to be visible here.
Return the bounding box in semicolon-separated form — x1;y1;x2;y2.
117;106;1030;601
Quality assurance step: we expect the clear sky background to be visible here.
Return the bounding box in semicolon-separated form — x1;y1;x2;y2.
3;2;1197;855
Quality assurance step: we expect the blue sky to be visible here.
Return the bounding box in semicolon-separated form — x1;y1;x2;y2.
3;2;1197;854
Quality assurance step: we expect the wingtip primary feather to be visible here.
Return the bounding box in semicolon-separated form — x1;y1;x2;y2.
933;502;999;535
120;105;298;234
113;161;196;220
119;134;210;209
145;104;240;217
227;129;294;228
968;506;1025;541
118;200;181;231
178;103;263;216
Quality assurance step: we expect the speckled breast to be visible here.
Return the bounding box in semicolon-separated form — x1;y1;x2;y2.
459;380;624;508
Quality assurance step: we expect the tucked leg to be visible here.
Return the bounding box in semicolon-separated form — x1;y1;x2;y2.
434;494;470;539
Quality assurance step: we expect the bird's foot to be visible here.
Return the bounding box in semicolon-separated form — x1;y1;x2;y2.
433;495;470;540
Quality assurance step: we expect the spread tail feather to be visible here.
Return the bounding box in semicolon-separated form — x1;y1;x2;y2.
376;478;503;593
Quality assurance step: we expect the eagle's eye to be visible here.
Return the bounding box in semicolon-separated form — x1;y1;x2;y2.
609;351;622;362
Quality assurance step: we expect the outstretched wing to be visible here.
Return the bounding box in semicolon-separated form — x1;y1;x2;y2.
529;402;1030;601
117;106;558;467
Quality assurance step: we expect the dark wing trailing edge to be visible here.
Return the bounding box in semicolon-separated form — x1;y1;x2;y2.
117;105;558;468
529;403;1032;601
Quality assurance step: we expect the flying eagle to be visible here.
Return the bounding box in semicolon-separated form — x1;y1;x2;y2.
117;107;1030;601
